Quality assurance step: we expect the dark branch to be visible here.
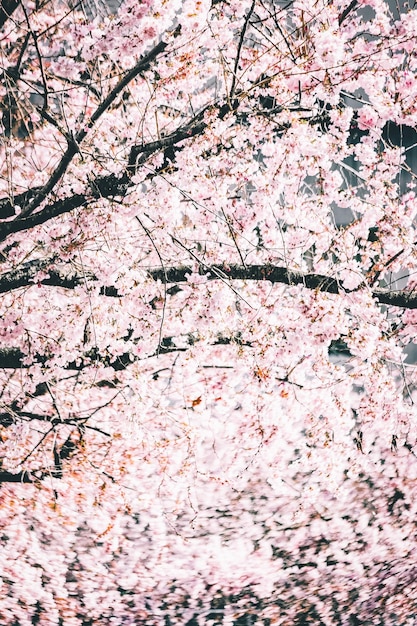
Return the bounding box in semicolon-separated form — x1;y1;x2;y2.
0;410;55;427
127;106;209;171
0;259;56;292
0;188;41;220
338;0;358;25
0;332;250;370
2;260;417;309
150;264;417;309
0;194;89;241
0;470;33;483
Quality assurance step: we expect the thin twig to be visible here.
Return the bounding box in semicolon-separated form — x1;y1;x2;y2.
230;0;256;101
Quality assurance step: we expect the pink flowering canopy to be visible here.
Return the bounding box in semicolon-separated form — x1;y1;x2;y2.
1;0;417;623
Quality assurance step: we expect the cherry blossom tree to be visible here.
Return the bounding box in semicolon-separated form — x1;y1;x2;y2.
1;0;417;623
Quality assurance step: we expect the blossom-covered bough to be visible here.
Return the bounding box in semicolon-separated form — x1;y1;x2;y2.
1;0;417;623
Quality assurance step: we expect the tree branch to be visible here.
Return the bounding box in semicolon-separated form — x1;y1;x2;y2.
0;194;90;241
0;332;250;370
0;410;55;427
338;0;358;25
150;264;417;309
127;106;209;171
2;260;417;308
0;470;33;484
0;187;41;220
0;254;416;369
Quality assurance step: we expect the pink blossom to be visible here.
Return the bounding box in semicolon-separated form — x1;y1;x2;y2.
357;105;380;130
